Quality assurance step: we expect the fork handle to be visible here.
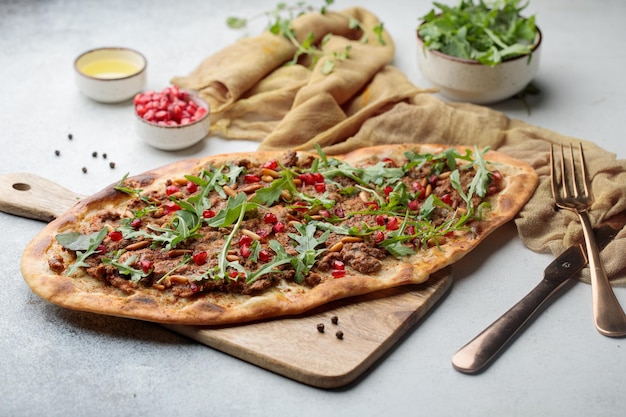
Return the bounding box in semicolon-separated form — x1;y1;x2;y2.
579;211;626;337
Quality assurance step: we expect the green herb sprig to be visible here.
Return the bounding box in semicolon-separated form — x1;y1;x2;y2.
226;0;385;74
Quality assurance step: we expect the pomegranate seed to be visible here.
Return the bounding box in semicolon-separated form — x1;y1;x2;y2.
331;269;346;278
374;230;385;244
263;213;278;224
299;173;315;186
240;245;251;258
441;194;452;205
229;271;239;279
412;182;425;195
163;202;181;214
238;235;253;247
293;201;309;212
313;172;324;184
165;185;180;196
366;201;379;210
429;174;438;185
202;209;216;219
408;200;420;211
332;260;345;270
258;249;271;262
263;160;278;170
131;218;142;230
384;185;393;196
186;181;198;193
244;174;261;184
314;183;326;193
272;222;286;233
96;244;107;255
320;210;331;218
190;283;199;293
375;215;386;226
491;170;503;184
140;260;153;274
382;157;396;167
405;225;416;235
386;217;399;231
256;229;269;239
193;251;208;266
334;207;345;218
109;231;123;241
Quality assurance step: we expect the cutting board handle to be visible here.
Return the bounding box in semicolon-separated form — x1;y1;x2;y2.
0;173;85;222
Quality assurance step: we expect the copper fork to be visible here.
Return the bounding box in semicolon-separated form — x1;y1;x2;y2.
550;143;626;337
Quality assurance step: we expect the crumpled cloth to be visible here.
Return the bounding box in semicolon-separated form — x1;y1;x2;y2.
172;7;626;284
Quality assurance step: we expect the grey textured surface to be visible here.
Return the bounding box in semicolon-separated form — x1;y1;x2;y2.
1;1;625;416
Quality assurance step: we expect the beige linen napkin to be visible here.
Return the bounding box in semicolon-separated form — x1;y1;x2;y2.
172;8;626;284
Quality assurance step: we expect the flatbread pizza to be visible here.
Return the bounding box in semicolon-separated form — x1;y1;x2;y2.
21;144;538;325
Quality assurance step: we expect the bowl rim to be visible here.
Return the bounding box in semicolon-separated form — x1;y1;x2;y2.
134;91;210;130
416;24;542;66
74;46;147;81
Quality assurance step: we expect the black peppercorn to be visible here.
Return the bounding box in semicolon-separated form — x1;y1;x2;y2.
109;162;116;169
68;133;73;140
335;330;343;340
54;150;60;156
331;315;338;325
92;151;98;158
316;323;325;333
82;167;87;173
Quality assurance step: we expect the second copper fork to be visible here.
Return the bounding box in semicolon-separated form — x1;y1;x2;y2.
550;143;626;337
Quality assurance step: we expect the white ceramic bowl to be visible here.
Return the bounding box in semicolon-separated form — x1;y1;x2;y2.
416;28;542;104
134;93;211;151
74;47;147;103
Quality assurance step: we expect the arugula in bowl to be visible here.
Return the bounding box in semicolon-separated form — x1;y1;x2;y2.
417;0;539;67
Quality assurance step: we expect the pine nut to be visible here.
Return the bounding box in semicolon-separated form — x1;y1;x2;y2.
261;168;280;178
125;240;151;251
240;183;264;194
223;185;238;198
341;236;363;243
328;242;344;252
241;229;262;240
169;275;189;284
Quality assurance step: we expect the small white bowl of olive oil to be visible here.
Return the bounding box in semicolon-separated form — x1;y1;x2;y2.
74;47;147;103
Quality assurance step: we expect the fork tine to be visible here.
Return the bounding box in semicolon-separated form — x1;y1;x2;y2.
558;144;569;199
549;144;558;201
567;144;577;198
578;142;590;199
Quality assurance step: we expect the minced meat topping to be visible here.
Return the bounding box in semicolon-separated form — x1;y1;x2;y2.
54;147;502;297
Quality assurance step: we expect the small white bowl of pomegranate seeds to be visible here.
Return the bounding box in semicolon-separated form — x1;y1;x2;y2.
133;85;210;151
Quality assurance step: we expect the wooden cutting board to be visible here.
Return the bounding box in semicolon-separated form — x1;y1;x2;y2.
0;172;452;389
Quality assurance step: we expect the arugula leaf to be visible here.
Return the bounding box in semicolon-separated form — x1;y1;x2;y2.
114;173;153;204
56;228;107;276
245;240;292;285
288;223;329;283
207;193;249;228
102;255;148;283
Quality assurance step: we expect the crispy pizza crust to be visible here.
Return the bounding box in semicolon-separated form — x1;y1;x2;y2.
21;144;538;325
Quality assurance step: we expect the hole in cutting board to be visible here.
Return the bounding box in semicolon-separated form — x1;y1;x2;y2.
12;183;31;192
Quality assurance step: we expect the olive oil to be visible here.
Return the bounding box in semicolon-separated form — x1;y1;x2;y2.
80;60;140;79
